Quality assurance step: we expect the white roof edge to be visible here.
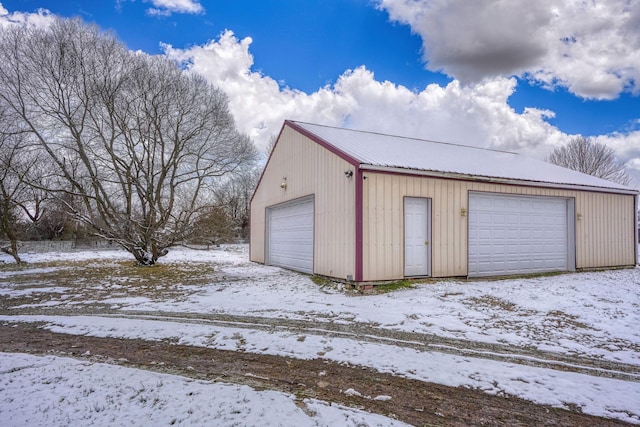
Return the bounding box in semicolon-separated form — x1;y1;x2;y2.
360;165;640;195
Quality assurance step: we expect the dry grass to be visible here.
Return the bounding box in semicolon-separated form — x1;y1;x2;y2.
1;259;216;287
0;258;219;309
466;295;521;312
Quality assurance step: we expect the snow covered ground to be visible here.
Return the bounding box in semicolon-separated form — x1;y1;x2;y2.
1;245;639;425
1;352;408;427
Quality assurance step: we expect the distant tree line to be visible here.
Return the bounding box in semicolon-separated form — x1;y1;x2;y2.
547;136;631;186
0;18;259;264
547;136;638;241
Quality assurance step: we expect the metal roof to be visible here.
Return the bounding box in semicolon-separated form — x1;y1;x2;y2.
289;120;637;194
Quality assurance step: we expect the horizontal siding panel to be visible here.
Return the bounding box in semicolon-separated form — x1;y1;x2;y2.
362;172;636;280
255;125;636;282
251;126;356;279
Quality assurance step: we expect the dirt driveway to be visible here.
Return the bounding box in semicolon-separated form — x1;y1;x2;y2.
0;320;632;427
1;249;638;426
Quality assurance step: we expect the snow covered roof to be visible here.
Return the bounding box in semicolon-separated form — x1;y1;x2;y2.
289;121;637;194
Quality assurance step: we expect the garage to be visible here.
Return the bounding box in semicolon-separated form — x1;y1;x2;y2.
251;120;637;281
266;196;314;273
468;192;575;277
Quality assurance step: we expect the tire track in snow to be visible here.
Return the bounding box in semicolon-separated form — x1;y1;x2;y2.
22;308;637;382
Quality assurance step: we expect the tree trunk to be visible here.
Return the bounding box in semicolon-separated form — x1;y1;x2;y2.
1;240;24;264
132;246;156;266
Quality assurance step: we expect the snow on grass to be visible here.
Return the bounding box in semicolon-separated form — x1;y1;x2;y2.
2;314;639;424
1;245;640;423
1;245;639;364
0;286;69;297
0;352;409;427
9;244;635;364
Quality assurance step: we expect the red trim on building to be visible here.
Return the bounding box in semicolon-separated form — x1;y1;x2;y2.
249;123;288;205
285;120;364;281
285;120;361;167
360;166;639;195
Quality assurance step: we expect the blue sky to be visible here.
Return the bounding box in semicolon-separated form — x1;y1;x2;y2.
1;0;639;183
3;1;446;90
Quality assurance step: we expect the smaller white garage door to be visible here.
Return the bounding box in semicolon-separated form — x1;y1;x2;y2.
266;196;314;274
468;192;574;277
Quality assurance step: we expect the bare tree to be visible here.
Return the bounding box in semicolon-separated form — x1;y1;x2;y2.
0;131;27;263
28;193;79;240
0;18;257;265
187;166;259;246
189;205;235;247
0;107;45;263
212;166;261;241
547;136;631;185
264;134;278;158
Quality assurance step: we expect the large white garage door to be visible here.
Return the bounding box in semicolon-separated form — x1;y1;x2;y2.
266;196;314;274
468;193;572;277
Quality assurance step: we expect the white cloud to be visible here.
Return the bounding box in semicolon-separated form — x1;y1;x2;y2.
144;0;204;16
1;4;636;186
376;0;640;100
0;3;55;28
162;31;357;152
163;31;567;158
163;31;640;185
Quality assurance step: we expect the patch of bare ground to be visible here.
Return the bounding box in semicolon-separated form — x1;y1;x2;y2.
0;323;631;427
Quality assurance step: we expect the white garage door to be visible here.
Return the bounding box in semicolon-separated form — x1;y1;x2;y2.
468;193;573;277
266;196;314;274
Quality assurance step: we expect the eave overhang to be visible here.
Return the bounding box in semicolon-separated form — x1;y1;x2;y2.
360;164;640;196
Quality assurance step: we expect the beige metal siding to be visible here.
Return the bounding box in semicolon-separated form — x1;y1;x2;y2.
362;172;636;280
575;191;636;269
250;126;356;279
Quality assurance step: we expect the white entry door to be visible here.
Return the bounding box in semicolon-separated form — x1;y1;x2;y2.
404;197;431;277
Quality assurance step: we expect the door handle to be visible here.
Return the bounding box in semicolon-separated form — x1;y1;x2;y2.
424;240;430;245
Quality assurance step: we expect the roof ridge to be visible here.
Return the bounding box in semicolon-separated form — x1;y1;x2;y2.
289;120;519;156
284;120;636;194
